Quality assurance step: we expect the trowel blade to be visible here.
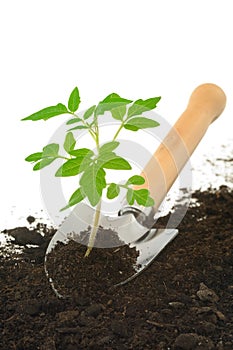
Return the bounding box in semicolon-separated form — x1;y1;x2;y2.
115;228;179;286
45;202;151;255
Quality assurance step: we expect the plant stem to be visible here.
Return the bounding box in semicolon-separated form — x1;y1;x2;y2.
95;124;100;151
84;200;102;257
72;112;97;142
80;116;126;257
88;129;98;142
113;123;124;141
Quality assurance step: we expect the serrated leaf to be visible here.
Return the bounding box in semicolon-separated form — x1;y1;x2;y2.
68;125;88;131
111;105;127;121
25;152;43;162
126;175;145;185
127;97;161;118
42;143;59;158
80;165;106;206
133;189;155;207
107;183;120;199
69;148;94;158
99;141;119;154
68;87;81;112
33;157;56;170
55;156;91;177
83;105;96;120
64;132;76;153
66;117;82;125
125;117;159;130
103;156;131;170
22;103;69;121
126;188;134;205
95;93;132;116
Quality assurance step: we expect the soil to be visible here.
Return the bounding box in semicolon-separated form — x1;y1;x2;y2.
45;228;140;298
0;185;233;350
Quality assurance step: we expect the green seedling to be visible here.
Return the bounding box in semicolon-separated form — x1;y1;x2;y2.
22;87;161;256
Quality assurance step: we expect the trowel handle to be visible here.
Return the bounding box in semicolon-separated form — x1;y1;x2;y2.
140;83;226;211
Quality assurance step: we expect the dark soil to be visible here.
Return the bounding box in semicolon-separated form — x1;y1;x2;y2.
45;228;139;298
1;185;233;349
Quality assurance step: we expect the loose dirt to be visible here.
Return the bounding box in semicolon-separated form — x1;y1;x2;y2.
0;186;233;349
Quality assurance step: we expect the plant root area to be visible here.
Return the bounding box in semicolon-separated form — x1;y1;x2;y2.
1;186;233;350
45;228;140;298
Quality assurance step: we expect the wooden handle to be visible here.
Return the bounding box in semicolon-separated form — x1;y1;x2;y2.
140;83;226;211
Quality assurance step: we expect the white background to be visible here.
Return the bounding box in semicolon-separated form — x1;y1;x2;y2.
0;0;232;228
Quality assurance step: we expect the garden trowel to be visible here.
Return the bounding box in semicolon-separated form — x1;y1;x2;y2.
45;83;226;288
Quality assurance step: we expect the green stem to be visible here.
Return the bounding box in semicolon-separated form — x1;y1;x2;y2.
113;122;124;141
84;116;101;257
95;125;100;151
72;112;97;142
84;200;102;257
88;128;97;140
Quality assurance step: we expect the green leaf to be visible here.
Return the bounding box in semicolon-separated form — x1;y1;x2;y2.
111;105;127;121
99;141;119;154
69;148;94;158
126;175;145;185
68;187;85;206
97;151;131;170
33;157;56;170
101;93;132;106
125;188;154;207
127;97;161;118
96;151;116;165
61;188;86;211
68;87;81;112
80;165;106;206
133;189;155;207
143;196;154;207
22;103;69;121
103;156;131;170
64;132;76;153
68;125;88;131
95;93;132;116
124;117;159;130
126;188;134;205
107;183;120;199
83;105;96;120
66;117;82;125
25;152;43;162
30;143;59;170
42;143;59;158
123;124;139;131
55;156;91;177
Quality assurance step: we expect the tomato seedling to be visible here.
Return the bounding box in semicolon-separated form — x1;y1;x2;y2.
22;87;161;256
